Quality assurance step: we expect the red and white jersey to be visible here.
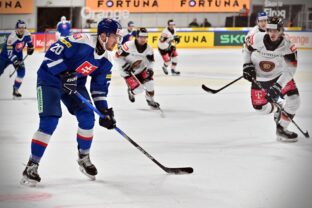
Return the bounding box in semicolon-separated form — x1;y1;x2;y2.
115;40;154;77
244;32;297;87
157;27;176;50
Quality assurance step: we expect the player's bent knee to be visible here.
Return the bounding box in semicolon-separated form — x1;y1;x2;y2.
253;103;273;115
39;116;59;135
284;95;300;115
144;80;154;92
133;85;144;95
76;108;95;130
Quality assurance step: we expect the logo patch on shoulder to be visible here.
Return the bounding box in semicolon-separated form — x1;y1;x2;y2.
76;61;97;76
259;61;275;72
290;45;297;52
73;33;83;40
15;42;25;51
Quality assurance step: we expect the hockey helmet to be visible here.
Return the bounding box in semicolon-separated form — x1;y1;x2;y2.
136;27;148;38
267;16;284;31
16;20;26;29
257;12;268;21
167;19;175;26
97;18;122;37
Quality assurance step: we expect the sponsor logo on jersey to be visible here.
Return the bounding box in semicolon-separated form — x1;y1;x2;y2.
73;33;83;40
76;61;97;76
259;61;275;72
15;42;25;51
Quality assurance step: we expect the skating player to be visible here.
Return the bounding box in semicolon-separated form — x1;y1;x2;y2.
56;16;71;39
158;19;180;75
243;16;300;142
116;27;160;109
0;20;34;98
21;18;122;186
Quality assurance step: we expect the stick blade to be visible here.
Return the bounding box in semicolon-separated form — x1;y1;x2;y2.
165;167;194;175
202;84;218;94
304;131;310;138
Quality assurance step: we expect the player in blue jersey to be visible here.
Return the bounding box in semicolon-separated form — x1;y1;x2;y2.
21;18;122;186
56;16;71;39
118;21;137;48
0;20;34;98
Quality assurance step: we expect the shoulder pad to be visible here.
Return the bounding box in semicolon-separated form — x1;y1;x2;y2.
7;32;17;45
68;33;93;47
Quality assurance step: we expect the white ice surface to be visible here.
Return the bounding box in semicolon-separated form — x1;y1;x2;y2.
0;49;311;208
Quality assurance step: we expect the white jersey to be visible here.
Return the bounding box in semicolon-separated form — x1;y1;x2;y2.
115;40;154;78
158;27;176;50
243;32;297;88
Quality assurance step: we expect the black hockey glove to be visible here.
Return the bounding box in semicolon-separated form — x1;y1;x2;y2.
266;83;282;102
60;72;77;95
243;63;256;82
174;36;180;44
147;68;154;78
27;47;34;55
99;108;116;129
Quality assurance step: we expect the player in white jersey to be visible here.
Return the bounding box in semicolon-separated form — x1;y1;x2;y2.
116;28;160;109
158;19;180;75
246;11;268;37
243;16;300;142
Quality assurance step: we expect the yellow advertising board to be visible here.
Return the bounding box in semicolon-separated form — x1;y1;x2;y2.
86;0;250;13
0;0;33;14
148;32;214;48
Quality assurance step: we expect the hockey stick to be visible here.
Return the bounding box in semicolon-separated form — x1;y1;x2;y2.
75;91;193;174
129;71;165;117
9;54;29;78
202;76;243;94
251;78;309;138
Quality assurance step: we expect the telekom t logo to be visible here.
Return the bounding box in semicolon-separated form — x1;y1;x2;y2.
76;61;97;76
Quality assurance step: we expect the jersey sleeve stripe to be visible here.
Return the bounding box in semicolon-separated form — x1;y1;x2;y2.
47;59;64;68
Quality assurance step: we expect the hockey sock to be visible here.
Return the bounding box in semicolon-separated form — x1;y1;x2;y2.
13;77;23;90
77;127;93;155
31;131;51;163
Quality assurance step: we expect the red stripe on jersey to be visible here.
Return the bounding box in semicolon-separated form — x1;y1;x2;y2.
77;134;93;141
289;61;297;67
32;139;48;147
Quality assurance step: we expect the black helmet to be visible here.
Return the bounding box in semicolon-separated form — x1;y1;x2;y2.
136;27;148;38
267;16;284;31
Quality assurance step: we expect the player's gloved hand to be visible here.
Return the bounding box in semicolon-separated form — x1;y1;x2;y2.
174;36;180;44
11;55;19;68
99;108;116;129
266;83;282;102
146;68;154;79
60;72;77;95
27;47;34;55
169;45;176;53
243;63;256;82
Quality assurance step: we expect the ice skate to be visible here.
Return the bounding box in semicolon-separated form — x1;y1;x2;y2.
162;65;168;75
127;88;135;103
171;69;180;76
13;87;22;99
276;124;298;142
20;160;41;187
146;99;160;109
77;153;97;180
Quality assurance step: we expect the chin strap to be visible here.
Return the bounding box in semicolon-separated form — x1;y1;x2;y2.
98;35;108;51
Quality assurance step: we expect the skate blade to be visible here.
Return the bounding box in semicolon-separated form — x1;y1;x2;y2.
13;96;22;100
20;176;38;187
277;136;298;143
79;166;96;181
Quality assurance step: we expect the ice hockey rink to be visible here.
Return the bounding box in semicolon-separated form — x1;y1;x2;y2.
0;48;311;208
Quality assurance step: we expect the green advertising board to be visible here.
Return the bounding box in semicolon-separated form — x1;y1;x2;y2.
214;31;248;46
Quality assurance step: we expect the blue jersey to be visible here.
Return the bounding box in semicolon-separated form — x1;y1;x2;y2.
56;21;71;37
121;29;137;45
0;30;33;61
37;33;112;109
